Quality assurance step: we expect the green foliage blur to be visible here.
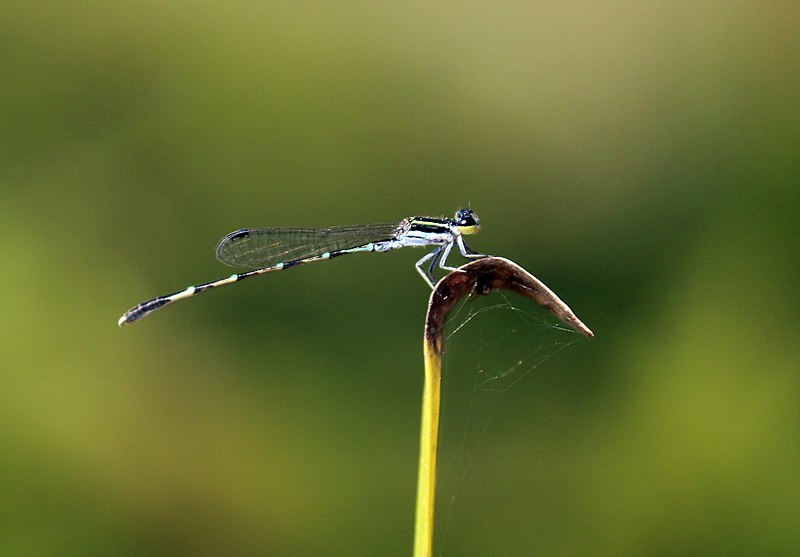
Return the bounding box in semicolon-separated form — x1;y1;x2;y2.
2;2;798;556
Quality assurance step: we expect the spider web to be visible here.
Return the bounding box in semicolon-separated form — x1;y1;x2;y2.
433;289;589;556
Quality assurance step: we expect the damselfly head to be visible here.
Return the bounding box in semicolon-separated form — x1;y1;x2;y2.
454;208;480;235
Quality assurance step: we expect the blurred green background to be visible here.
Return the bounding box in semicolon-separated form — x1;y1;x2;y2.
2;2;798;556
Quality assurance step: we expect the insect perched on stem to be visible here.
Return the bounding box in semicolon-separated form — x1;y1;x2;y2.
118;208;486;326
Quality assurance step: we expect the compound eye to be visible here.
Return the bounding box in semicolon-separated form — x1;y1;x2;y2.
454;208;479;234
455;208;474;225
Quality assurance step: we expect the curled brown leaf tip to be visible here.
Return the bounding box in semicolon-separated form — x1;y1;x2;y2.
425;256;594;355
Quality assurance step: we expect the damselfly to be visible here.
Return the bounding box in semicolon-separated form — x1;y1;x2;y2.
118;208;486;326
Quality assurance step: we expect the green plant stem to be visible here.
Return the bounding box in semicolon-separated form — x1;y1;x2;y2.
413;340;441;557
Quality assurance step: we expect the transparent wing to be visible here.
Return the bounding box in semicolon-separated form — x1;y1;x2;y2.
215;222;402;268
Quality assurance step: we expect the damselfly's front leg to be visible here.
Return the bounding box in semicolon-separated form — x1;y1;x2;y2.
439;235;486;272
